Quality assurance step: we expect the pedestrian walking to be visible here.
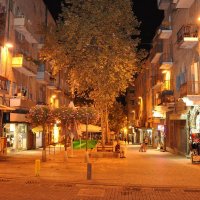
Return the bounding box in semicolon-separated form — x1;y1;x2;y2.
139;142;144;152
144;136;149;152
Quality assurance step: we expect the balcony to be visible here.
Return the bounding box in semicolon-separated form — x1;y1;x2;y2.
158;21;172;39
175;0;195;9
159;53;173;70
177;25;198;49
156;90;175;106
10;97;36;110
36;71;50;84
47;78;57;90
157;0;170;10
14;16;38;44
180;81;200;98
12;55;37;76
150;41;163;64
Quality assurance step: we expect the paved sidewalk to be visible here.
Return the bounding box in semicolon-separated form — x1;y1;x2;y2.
0;145;200;199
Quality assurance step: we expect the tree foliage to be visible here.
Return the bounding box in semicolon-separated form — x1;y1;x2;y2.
41;0;141;142
28;105;53;126
109;101;127;135
76;107;99;124
41;0;140;107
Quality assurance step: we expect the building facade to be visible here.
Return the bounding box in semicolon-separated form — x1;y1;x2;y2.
0;0;70;152
130;0;200;156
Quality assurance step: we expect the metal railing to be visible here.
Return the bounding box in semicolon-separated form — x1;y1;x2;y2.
177;24;198;44
180;81;200;97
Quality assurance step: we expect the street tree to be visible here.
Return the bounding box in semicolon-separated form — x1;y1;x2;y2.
53;106;76;158
109;101;127;140
41;0;140;145
28;105;53;161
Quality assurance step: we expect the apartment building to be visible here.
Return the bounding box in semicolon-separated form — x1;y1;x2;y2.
130;0;200;156
0;0;69;152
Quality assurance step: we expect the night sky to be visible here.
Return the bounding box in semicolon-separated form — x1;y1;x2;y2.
43;0;164;50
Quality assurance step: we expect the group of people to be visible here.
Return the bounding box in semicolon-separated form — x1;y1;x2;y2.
139;136;149;152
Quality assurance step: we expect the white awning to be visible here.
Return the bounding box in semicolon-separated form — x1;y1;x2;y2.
79;124;101;133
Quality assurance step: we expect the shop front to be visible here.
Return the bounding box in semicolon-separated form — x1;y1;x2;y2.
3;113;30;152
188;106;200;163
5;123;27;151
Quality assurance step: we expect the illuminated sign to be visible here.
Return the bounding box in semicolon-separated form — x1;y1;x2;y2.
12;55;23;67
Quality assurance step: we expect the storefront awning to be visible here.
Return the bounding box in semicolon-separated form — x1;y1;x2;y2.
79;124;101;133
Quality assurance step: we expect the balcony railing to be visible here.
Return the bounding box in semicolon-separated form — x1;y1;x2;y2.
159;53;173;70
36;71;50;84
180;81;200;97
158;21;172;39
10;97;36;110
150;41;163;64
157;0;170;10
156;90;174;106
175;0;195;9
14;16;38;44
177;25;198;48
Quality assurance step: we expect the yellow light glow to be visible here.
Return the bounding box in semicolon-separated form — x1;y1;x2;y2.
162;70;168;74
51;95;56;99
153;110;164;118
5;42;13;48
123;127;127;133
56;120;61;124
53;124;59;143
12;56;23;67
198;17;200;21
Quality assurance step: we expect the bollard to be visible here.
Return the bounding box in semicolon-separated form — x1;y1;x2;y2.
85;151;90;163
87;163;92;180
64;150;68;161
35;159;41;177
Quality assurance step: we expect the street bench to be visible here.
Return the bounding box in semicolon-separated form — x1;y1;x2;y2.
97;145;114;152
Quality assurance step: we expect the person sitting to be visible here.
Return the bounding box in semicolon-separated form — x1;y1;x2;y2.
115;142;120;153
120;144;126;158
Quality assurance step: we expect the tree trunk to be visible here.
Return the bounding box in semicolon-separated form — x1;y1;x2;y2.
101;105;110;146
101;110;105;147
42;124;46;162
63;124;67;151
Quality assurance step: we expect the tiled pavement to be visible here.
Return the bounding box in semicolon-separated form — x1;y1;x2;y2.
0;145;200;199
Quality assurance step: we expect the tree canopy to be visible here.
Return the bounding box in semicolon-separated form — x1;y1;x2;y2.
41;0;141;143
41;0;140;109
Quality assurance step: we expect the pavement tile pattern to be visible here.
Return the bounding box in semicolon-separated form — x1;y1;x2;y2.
0;145;200;200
